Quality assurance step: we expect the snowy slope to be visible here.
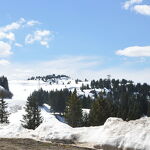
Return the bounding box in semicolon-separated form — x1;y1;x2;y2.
0;79;150;150
6;79;92;106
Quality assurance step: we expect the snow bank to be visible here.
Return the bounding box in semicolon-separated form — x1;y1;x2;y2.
75;117;150;150
1;104;150;150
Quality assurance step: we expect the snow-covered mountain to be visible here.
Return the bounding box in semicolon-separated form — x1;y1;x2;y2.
0;78;149;150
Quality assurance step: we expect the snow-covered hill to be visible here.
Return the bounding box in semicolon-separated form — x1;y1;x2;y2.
0;79;150;150
6;78;92;106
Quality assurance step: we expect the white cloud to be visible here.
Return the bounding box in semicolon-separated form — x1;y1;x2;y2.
133;5;150;16
0;32;15;41
0;18;26;43
40;41;48;47
116;46;150;57
0;59;10;65
26;20;41;26
0;18;26;32
0;18;54;67
15;43;23;47
0;17;44;54
0;18;41;42
0;41;12;57
123;0;143;10
25;30;54;48
0;18;41;33
123;0;150;16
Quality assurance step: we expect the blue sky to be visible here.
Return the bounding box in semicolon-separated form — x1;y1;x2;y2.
0;0;150;82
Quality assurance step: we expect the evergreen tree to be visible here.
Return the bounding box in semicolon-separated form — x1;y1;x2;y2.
31;89;48;106
147;101;150;117
48;89;69;114
80;95;92;109
65;89;82;127
89;98;115;126
128;95;142;120
22;95;43;130
117;91;129;120
0;91;9;124
0;76;9;91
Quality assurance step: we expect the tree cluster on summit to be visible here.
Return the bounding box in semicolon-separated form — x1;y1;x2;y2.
28;74;70;82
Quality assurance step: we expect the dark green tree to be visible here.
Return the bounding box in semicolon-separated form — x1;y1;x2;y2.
89;98;116;126
22;95;43;130
0;91;9;124
48;89;70;114
0;76;9;91
128;95;142;120
31;89;48;106
65;89;82;127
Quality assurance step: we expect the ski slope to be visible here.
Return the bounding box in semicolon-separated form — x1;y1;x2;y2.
0;79;150;150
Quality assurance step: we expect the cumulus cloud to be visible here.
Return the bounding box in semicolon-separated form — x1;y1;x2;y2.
0;41;12;57
133;5;150;16
0;18;41;33
123;0;143;10
0;18;41;42
0;18;25;42
0;18;26;32
123;0;150;16
25;30;54;48
0;32;15;41
116;46;150;57
0;17;47;59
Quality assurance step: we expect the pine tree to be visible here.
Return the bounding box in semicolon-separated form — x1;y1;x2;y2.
0;91;9;124
65;89;82;127
89;98;115;126
22;95;43;130
0;76;9;91
147;101;150;117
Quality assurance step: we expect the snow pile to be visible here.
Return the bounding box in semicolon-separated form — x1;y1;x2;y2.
78;117;150;149
33;111;73;141
0;79;150;150
1;105;150;150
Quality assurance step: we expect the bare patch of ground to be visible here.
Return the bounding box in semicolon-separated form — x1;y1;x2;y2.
0;138;94;150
